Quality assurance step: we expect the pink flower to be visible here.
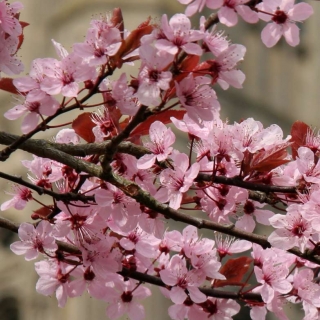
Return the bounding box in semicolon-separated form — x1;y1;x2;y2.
0;1;23;37
1;184;32;211
40;40;96;97
73;26;122;66
159;255;207;304
268;204;313;253
215;233;252;259
207;44;246;90
254;261;292;303
105;277;151;320
175;73;220;121
10;221;58;260
217;0;259;27
188;297;240;320
178;0;220;17
155;14;203;56
0;30;24;76
235;200;274;232
256;0;313;47
35;260;72;307
137;45;174;106
137;121;175;169
155;151;200;210
4;93;60;134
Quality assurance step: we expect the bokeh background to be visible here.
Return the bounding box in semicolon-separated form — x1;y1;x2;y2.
0;0;320;319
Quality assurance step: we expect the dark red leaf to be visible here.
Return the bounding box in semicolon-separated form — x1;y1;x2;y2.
131;110;186;137
0;77;19;94
215;257;252;288
290;121;310;159
250;142;292;172
72;113;95;143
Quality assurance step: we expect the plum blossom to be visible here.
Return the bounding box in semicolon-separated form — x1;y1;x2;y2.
175;73;220;121
205;44;246;90
137;121;175;169
235;200;274;232
137;44;174;106
99;73;138;116
1;184;32;211
0;30;24;76
188;297;240;320
10;221;57;260
254;261;292;303
159;255;207;304
256;0;313;47
73;25;122;66
155;151;200;210
268;204;313;252
4;93;60;134
40;40;96;97
155;14;203;55
0;1;23;37
105;277;151;320
35;260;72;307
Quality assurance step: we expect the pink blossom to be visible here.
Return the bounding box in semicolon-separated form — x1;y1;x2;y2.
1;184;32;211
235;200;274;232
256;0;313;47
296;147;320;184
200;20;230;56
155;14;203;56
178;0;220;17
216;0;259;27
215;233;252;259
175;73;220;121
159;255;207;304
119;227;161;258
95;183;141;231
268;204;313;252
55;201;104;246
137;45;174;106
10;221;57;260
207;44;246;90
188;297;240;320
4;94;60;133
155;151;200;210
35;260;72;307
105;277;151;320
0;1;23;37
0;30;23;76
40;40;96;97
99;73;138;116
73;26;122;66
254;261;292;303
137;121;175;169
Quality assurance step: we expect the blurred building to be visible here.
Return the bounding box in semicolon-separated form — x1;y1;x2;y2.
0;0;319;319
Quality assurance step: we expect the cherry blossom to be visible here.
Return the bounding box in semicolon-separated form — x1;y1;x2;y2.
104;277;151;320
155;14;203;55
137;44;174;106
268;204;313;252
10;221;57;260
256;0;313;47
137;120;175;169
155;151;200;210
1;184;32;211
159;255;207;304
175;73;220;121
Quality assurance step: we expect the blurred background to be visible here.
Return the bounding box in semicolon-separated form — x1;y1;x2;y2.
0;0;320;319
